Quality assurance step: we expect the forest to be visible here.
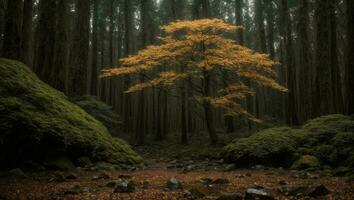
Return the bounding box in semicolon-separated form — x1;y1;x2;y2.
0;0;353;199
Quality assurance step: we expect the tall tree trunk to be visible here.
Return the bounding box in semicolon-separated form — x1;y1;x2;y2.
2;0;22;60
69;0;90;96
52;0;68;92
0;0;6;54
347;0;354;114
34;0;56;84
297;0;312;121
280;0;299;125
314;0;336;116
181;84;188;144
329;1;343;113
203;71;218;144
21;0;33;66
123;0;134;133
90;0;99;96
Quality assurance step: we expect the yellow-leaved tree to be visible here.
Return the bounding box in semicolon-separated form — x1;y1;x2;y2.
102;19;287;144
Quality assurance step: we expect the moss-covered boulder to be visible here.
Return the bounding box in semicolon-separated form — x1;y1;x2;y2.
0;59;143;169
223;114;354;171
73;96;123;136
223;127;305;167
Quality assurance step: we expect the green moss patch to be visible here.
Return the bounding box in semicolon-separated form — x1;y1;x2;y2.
0;58;143;169
223;114;354;173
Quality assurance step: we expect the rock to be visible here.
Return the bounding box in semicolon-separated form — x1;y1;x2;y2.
9;168;27;179
0;59;143;169
225;164;237;171
216;194;243;200
114;180;135;193
48;171;66;182
252;165;265;170
65;172;78;180
291;155;320;169
307;185;330;197
200;178;213;185
91;172;110;180
76;157;92;167
166;177;182;190
64;185;89;195
279;185;310;196
43;156;75;171
212;178;230;184
245;188;275;200
184;188;205;199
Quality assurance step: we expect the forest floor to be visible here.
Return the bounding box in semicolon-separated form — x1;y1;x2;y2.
0;134;353;200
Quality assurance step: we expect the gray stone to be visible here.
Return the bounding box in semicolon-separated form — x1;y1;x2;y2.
245;188;275;200
167;177;182;190
114;180;135;193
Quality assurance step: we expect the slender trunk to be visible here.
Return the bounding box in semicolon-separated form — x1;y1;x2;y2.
52;0;68;92
181;83;188;144
280;0;299;125
314;0;335;116
34;0;56;84
329;2;343;113
297;0;312;121
203;71;218;144
90;0;99;96
123;0;133;132
2;0;22;60
0;0;6;54
21;0;33;66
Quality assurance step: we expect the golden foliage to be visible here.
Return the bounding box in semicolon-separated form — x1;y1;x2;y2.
102;19;287;119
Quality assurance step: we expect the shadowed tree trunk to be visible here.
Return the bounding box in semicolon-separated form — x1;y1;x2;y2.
52;0;68;92
280;0;299;125
347;0;354;114
90;0;99;96
34;0;56;85
69;0;90;96
2;0;22;60
297;0;312;121
21;0;33;66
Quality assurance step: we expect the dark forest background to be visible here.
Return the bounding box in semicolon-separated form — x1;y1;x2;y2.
1;0;353;145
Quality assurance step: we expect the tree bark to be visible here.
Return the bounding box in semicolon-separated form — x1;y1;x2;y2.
346;0;354;114
280;0;299;125
34;0;56;84
21;0;33;66
314;0;339;116
69;0;90;97
90;0;99;96
2;0;22;60
52;0;68;92
297;0;312;121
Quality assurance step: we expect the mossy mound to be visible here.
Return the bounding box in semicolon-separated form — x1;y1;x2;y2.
223;127;305;167
0;59;143;169
223;114;354;172
73;96;123;136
